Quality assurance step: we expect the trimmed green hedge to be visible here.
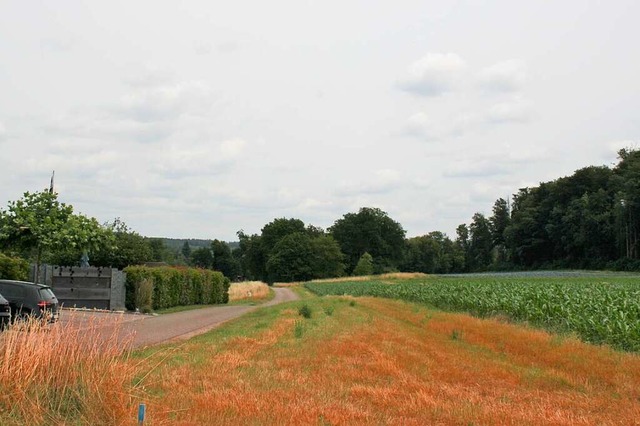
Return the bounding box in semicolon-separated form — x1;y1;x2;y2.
0;253;29;281
124;266;230;311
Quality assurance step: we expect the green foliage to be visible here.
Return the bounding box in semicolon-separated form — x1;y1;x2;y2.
211;239;240;279
329;207;406;274
402;232;463;274
294;320;304;338
91;218;151;269
305;275;640;352
0;190;112;269
135;278;154;314
124;266;228;311
236;231;266;281
239;220;345;283
468;213;493;271
190;247;213;269
267;233;314;282
323;305;334;316
298;303;312;319
0;252;29;280
353;252;374;276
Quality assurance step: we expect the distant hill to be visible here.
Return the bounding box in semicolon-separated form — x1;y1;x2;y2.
159;238;239;252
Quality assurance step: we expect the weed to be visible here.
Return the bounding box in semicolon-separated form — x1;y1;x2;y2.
324;305;334;316
294;320;304;338
451;329;463;341
298;304;312;319
349;300;356;307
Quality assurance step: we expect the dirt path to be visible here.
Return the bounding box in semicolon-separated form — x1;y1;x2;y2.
61;287;299;349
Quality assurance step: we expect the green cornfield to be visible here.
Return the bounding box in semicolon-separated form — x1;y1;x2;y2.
305;274;640;352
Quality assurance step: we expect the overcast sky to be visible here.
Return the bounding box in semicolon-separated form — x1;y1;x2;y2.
1;1;638;241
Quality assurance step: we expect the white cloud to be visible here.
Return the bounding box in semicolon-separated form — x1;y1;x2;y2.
404;112;441;141
156;138;248;177
444;159;512;178
0;121;6;141
337;169;404;196
399;53;466;97
219;138;246;158
478;59;527;93
115;80;215;123
485;97;533;123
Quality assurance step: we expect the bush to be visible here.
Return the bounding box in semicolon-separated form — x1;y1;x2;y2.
353;252;374;276
298;304;312;319
124;266;228;311
135;278;153;314
0;253;29;281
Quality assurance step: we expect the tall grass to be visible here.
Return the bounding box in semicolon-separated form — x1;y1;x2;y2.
0;316;142;424
228;281;271;301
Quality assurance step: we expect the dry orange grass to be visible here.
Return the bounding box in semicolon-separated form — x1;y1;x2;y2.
137;297;640;425
0;316;142;425
228;281;271;301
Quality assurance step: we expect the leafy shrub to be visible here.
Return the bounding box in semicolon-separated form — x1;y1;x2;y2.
0;253;29;281
353;252;374;276
135;278;153;314
323;305;334;316
298;304;312;319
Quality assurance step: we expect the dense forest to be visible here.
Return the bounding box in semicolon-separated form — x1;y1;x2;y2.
2;149;640;282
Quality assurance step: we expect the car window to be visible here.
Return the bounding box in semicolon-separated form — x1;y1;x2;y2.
0;284;25;298
39;287;57;301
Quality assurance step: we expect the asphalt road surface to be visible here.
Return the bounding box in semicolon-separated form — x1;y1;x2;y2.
60;287;299;349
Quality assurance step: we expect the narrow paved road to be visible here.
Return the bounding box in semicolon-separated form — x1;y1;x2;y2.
62;288;299;349
128;287;299;348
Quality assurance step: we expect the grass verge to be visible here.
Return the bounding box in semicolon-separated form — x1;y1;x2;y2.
131;295;640;425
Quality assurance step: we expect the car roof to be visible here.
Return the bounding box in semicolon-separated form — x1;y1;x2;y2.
0;279;50;289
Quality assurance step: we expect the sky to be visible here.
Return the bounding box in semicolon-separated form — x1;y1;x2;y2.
0;1;638;241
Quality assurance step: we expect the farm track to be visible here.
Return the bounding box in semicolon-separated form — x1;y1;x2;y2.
59;287;299;349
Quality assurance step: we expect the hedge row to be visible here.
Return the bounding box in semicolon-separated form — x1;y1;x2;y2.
0;253;29;281
124;266;230;311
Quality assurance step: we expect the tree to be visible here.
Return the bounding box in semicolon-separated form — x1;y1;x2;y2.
308;235;345;278
211;239;240;279
468;213;493;271
260;218;306;258
91;218;151;269
353;252;374;276
329;207;406;274
236;231;266;280
0;190;112;280
489;198;511;265
181;241;192;260
455;224;469;271
402;231;462;274
147;238;171;263
265;233;314;282
191;247;214;269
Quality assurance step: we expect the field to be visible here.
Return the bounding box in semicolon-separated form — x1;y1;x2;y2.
305;273;640;352
228;281;271;302
133;292;640;425
3;273;640;424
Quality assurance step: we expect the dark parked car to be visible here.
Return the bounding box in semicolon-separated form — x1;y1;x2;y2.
0;280;60;323
0;293;11;329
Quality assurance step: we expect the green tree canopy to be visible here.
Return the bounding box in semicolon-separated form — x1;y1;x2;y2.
329;207;406;274
0;190;112;278
353;252;374;276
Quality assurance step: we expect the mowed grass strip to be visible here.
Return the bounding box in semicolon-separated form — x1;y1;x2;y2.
133;296;640;425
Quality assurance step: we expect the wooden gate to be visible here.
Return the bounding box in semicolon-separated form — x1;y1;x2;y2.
51;266;113;309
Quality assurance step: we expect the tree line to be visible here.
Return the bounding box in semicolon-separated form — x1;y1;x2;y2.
2;149;640;281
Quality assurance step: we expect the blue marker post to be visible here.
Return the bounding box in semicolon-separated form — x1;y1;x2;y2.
138;403;146;425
